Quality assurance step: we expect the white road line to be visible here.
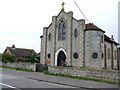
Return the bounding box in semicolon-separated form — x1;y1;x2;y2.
0;82;21;90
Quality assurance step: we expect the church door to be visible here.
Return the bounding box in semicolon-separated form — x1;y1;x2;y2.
57;50;66;66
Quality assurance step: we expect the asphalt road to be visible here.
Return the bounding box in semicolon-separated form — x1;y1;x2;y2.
0;68;88;89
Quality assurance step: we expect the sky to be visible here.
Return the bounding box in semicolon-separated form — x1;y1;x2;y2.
0;0;119;53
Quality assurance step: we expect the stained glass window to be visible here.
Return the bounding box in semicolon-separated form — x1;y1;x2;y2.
58;20;66;40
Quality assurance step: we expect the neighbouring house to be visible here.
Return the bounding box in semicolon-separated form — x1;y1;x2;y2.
40;3;120;70
4;45;36;60
36;52;40;60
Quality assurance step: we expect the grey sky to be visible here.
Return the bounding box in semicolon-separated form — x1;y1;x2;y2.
0;0;119;53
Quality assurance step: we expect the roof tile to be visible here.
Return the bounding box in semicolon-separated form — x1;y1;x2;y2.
6;47;36;57
85;23;105;33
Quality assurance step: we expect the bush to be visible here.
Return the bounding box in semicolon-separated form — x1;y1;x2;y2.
25;54;39;63
2;53;16;63
17;54;39;63
17;59;23;62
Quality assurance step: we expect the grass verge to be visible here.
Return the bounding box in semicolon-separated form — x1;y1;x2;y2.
0;65;34;72
43;70;118;85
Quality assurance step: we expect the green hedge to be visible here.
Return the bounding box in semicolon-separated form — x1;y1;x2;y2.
1;53;39;63
1;53;16;63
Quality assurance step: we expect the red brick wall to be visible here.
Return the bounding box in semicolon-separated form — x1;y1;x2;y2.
16;57;26;59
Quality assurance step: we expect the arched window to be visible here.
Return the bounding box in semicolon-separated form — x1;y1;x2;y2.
48;33;51;41
58;20;66;40
74;29;78;38
47;53;51;58
114;50;117;60
101;35;104;43
108;48;110;59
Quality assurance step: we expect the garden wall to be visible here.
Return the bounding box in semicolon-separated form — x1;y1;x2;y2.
48;66;119;81
1;62;36;71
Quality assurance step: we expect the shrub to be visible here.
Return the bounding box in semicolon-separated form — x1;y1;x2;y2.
17;59;23;62
2;53;16;63
25;54;39;63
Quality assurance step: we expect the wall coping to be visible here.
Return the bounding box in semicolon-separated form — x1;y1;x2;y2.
49;66;119;73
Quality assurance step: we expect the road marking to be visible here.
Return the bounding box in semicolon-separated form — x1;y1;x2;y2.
0;82;21;90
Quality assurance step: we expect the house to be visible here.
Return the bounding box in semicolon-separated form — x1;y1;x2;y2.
36;52;40;60
4;45;36;60
40;3;119;70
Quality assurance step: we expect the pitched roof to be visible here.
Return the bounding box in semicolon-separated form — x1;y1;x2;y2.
85;23;105;33
104;35;119;45
5;46;36;57
85;23;119;45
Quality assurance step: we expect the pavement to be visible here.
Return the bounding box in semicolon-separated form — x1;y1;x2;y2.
1;68;120;89
26;72;119;89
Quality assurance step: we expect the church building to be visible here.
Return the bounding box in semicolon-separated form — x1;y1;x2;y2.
40;3;119;70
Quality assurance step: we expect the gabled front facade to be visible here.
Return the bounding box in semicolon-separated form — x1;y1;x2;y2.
40;7;119;70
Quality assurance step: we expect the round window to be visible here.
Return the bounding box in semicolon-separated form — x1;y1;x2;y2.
92;53;98;59
73;53;78;59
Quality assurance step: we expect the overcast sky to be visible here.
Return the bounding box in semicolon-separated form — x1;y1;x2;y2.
0;0;119;53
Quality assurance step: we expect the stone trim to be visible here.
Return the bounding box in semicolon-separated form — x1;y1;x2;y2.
55;48;67;66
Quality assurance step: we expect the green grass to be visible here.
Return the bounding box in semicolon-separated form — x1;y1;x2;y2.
0;65;34;72
43;70;118;85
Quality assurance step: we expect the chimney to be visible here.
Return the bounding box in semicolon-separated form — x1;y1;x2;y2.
12;44;15;48
111;35;114;41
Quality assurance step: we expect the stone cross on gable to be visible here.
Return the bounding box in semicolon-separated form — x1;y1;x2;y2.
61;2;65;11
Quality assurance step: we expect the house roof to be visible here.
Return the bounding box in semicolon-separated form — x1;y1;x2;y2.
5;45;36;57
104;35;119;45
85;23;105;33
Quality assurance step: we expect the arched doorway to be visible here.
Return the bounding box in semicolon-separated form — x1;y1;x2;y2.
57;50;66;66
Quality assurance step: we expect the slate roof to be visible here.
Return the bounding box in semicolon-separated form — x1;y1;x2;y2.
85;23;105;33
5;46;36;57
104;35;119;45
85;23;119;45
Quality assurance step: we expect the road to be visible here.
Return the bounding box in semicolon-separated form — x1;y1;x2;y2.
0;68;88;89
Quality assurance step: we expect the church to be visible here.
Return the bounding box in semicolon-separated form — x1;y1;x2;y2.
40;3;119;70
